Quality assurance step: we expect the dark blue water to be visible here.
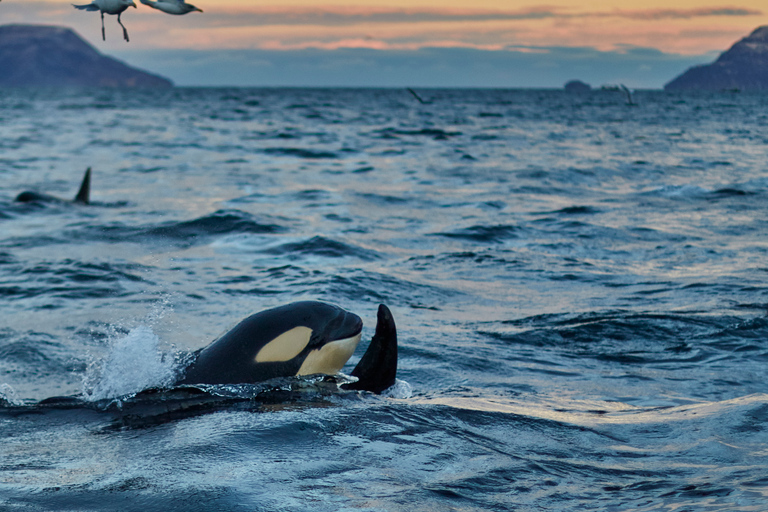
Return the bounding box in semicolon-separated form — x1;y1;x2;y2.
1;88;768;511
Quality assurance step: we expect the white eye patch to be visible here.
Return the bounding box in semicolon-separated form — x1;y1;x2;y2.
255;326;313;363
297;333;362;376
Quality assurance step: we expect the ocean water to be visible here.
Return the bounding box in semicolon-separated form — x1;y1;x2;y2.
1;87;768;511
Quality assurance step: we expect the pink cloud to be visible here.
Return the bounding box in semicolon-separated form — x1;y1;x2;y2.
0;1;761;54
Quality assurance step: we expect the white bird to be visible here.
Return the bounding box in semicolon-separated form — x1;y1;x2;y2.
139;0;202;15
73;0;137;42
620;84;636;106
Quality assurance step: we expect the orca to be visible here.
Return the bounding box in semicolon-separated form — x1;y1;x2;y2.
178;301;398;394
341;304;398;394
15;168;91;205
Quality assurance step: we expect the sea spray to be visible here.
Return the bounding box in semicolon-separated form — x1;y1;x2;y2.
382;379;413;399
79;293;190;402
82;325;184;402
0;383;20;406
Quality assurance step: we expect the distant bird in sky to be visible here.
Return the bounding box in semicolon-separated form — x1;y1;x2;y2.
139;0;203;15
620;84;637;106
73;0;137;42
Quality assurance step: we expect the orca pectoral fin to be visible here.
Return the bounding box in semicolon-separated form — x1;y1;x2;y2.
342;304;398;394
73;167;91;204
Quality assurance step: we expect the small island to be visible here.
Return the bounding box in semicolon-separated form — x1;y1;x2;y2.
665;26;768;91
0;24;173;88
564;80;592;93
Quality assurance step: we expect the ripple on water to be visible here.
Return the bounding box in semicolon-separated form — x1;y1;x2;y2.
259;236;381;261
433;224;521;243
68;210;288;248
0;259;146;301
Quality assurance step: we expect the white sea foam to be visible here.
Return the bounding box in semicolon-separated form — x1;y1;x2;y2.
82;325;182;402
0;383;20;406
382;379;413;399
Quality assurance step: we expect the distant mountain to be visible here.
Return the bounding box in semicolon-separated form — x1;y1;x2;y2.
0;24;173;87
665;26;768;91
564;80;591;93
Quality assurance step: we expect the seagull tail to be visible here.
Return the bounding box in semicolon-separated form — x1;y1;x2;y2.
72;3;99;10
139;0;155;5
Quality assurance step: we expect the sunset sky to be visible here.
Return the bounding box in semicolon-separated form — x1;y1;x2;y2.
3;1;767;87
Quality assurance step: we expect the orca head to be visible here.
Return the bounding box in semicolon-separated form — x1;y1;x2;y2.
252;301;364;376
179;301;363;385
15;191;60;204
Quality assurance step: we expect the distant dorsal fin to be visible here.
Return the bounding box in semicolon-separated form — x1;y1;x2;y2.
73;167;91;204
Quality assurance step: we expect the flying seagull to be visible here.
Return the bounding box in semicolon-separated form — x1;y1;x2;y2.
139;0;202;14
620;84;636;106
73;0;137;42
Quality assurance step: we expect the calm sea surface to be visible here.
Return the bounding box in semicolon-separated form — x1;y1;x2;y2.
1;88;768;511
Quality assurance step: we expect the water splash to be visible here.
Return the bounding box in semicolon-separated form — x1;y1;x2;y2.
82;325;184;402
0;383;20;406
382;379;413;399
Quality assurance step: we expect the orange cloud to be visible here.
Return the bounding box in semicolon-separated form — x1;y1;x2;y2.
2;1;765;54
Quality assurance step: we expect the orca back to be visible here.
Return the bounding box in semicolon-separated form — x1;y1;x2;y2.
73;168;91;204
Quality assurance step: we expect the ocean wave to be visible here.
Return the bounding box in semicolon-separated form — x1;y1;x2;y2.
374;127;462;140
0;333;60;366
0;259;146;300
355;192;410;205
263;147;339;159
73;210;287;247
318;269;463;305
546;205;603;215
0;329;85;384
260;236;381;261
433;224;520;243
221;266;462;306
640;183;761;201
477;311;768;370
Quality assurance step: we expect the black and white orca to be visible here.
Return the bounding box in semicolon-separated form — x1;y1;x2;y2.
15;168;91;205
178;301;398;394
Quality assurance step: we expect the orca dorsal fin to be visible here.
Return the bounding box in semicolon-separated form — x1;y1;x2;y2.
73;167;91;204
342;304;398;394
